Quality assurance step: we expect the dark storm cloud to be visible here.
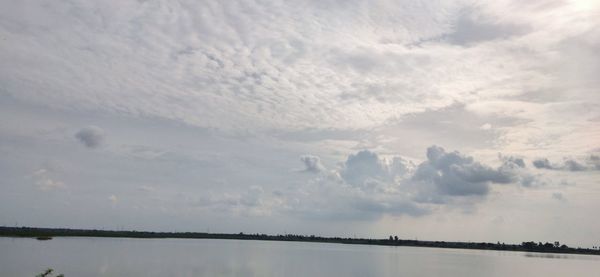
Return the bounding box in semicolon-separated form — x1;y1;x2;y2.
75;126;105;148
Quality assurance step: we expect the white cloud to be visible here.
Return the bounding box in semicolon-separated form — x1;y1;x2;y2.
2;0;596;136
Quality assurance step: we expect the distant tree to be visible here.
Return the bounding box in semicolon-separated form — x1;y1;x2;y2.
37;269;53;277
389;236;393;241
36;268;64;277
394;236;398;241
554;241;560;248
522;241;536;249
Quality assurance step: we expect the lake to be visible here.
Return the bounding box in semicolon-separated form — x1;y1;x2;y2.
1;237;598;276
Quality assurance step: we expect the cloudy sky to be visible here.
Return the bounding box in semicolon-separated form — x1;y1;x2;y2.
1;0;599;246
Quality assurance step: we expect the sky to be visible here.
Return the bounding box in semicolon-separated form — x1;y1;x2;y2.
1;0;599;247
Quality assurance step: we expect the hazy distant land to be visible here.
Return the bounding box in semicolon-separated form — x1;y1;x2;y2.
1;226;598;256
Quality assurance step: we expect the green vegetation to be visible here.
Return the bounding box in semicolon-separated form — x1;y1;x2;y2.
2;226;598;256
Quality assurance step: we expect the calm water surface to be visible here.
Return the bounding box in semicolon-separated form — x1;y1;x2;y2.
1;237;599;276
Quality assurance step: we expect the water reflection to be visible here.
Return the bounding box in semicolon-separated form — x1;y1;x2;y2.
524;253;569;259
524;252;600;261
1;237;599;277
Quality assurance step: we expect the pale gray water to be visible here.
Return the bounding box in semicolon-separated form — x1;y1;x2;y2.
1;237;599;276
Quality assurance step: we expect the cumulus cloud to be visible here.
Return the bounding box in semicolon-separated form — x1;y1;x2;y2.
340;150;410;188
75;126;105;148
532;155;600;171
284;145;541;220
299;155;325;173
278;150;428;220
412;146;520;198
563;159;587;171
532;158;553;169
500;155;526;168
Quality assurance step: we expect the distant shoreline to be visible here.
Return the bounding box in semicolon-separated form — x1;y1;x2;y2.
2;226;599;256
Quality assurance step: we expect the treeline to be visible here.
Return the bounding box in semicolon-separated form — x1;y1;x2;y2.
1;226;598;256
